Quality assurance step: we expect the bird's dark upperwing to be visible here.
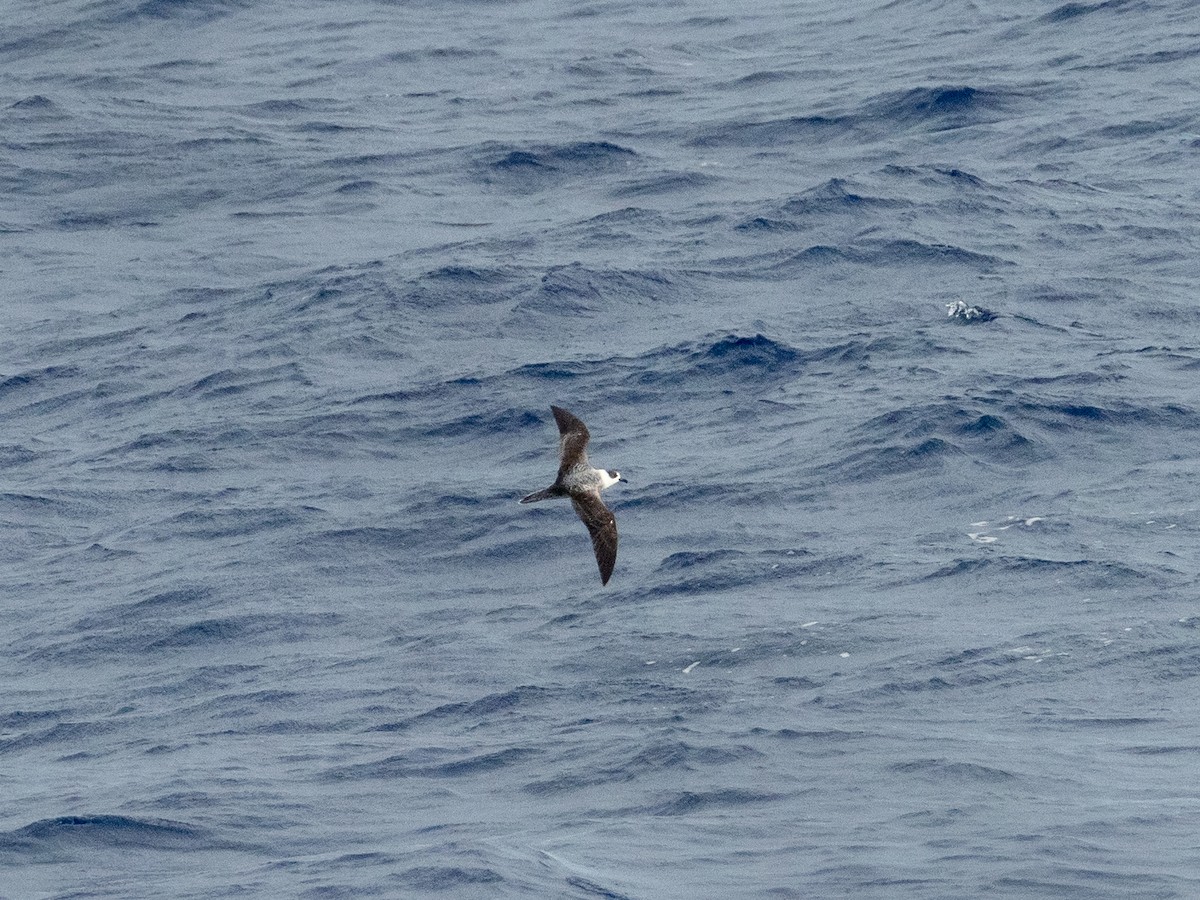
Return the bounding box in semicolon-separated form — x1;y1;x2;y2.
552;405;591;478
571;493;618;585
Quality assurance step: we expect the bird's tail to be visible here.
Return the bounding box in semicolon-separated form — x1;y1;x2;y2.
519;486;559;504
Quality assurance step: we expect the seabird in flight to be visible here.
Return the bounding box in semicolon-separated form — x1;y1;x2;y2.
520;405;627;585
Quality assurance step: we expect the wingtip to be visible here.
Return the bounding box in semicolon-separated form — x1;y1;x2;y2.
598;555;616;585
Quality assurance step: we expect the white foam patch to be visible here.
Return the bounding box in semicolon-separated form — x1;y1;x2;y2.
945;299;993;321
968;514;1046;543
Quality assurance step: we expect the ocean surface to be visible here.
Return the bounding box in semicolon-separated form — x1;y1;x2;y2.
3;0;1200;896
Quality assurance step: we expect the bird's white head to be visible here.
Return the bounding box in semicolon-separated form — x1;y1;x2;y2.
600;469;626;490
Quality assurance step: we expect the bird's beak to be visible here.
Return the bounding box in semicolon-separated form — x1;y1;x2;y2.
619;476;629;483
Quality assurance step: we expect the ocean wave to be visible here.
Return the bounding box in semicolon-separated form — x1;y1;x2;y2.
324;745;539;781
0;814;231;854
127;0;250;21
779;177;909;217
852;238;1010;269
693;84;1020;148
479;141;639;188
1012;397;1200;431
397;865;504;890
613;171;717;197
513;263;679;315
643;788;783;817
374;685;552;732
888;758;1017;784
691;114;849;148
615;333;809;393
1041;0;1140;23
925;555;1157;587
859;84;1018;131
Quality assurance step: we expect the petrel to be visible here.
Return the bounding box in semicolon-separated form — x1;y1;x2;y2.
520;405;627;585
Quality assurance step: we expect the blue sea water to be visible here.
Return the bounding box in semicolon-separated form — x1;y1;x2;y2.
3;0;1200;896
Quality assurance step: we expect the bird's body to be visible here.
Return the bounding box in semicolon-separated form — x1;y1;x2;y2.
520;405;626;585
